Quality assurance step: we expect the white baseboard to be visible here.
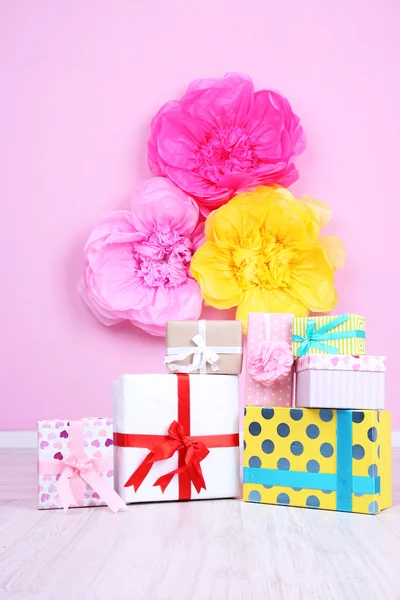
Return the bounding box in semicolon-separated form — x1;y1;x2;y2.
1;430;400;449
0;430;37;448
392;431;400;448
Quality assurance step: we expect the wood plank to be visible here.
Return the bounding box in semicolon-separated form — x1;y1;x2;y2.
0;449;399;600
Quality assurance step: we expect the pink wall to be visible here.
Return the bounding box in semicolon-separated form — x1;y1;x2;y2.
1;0;399;430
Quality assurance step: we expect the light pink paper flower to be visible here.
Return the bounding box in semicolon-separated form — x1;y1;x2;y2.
248;341;294;387
79;178;204;336
148;73;305;215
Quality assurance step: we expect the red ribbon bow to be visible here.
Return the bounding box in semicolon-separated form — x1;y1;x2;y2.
124;420;210;493
114;373;239;500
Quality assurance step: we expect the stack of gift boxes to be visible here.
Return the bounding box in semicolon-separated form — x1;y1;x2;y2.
37;319;243;510
244;313;391;515
113;320;243;504
37;313;391;515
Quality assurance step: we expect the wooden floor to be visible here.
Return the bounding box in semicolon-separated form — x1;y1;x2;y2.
0;449;399;600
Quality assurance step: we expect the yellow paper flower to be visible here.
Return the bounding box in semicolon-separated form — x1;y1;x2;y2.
190;186;345;332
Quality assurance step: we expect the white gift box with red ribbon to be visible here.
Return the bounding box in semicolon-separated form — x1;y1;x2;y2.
113;374;240;504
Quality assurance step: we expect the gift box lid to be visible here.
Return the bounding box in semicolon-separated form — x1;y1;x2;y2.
293;313;365;327
295;355;386;373
166;319;242;348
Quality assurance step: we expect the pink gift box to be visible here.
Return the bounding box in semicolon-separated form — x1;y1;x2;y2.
245;313;294;407
37;417;116;510
295;355;386;409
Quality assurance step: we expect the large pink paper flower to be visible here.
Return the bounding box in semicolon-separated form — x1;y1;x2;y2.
79;178;204;336
148;73;305;215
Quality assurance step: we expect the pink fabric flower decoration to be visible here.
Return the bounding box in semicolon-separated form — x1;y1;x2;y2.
248;341;294;387
79;178;204;336
148;73;305;215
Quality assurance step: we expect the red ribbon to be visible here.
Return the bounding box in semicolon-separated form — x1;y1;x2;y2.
113;374;239;500
122;420;209;494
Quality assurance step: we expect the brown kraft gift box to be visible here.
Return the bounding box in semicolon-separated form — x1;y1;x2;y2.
165;320;243;375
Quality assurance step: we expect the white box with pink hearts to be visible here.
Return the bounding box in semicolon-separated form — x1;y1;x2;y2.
37;417;114;510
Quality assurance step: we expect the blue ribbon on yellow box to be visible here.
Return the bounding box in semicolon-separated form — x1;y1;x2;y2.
243;411;380;511
291;314;366;357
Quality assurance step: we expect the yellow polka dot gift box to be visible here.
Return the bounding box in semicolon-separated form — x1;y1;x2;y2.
292;314;366;357
243;406;392;515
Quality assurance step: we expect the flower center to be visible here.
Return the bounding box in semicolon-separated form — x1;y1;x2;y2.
196;127;257;182
232;234;294;291
133;226;194;288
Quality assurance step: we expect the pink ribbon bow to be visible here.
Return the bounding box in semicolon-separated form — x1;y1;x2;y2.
38;420;126;514
56;452;126;513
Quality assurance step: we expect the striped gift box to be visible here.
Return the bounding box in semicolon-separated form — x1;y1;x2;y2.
292;314;366;357
295;355;386;410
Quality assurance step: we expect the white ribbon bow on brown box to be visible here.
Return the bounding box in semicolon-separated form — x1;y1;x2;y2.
164;320;243;375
